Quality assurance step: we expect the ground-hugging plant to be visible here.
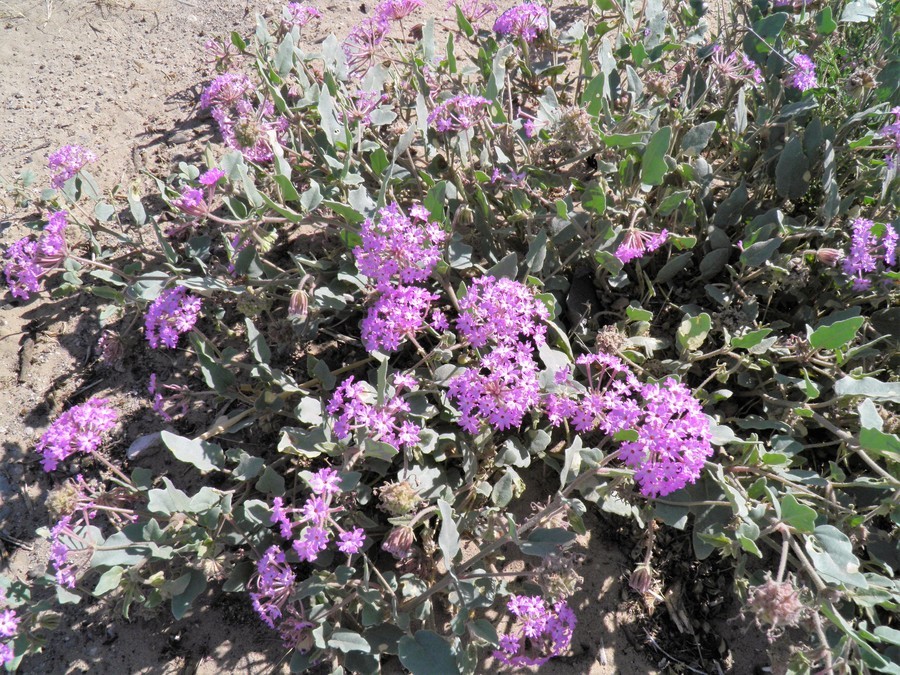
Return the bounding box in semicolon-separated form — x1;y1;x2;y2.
2;0;899;672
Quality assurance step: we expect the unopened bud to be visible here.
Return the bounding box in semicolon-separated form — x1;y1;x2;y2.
816;248;843;267
382;526;415;560
628;563;655;596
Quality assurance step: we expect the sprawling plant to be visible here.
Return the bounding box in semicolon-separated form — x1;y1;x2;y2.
2;0;899;672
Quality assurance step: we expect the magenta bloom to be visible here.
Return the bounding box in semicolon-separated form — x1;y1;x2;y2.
343;17;390;76
36;397;118;472
353;202;448;291
48;145;96;189
842;217;898;289
361;286;438;352
494;596;576;667
615;228;668;264
283;2;321;29
375;0;423;21
200;72;253;109
456;276;548;348
198;168;225;186
172;187;208;218
3;211;69;300
447;345;541;433
0;610;19;639
450;0;497;25
327;376;420;448
250;546;296;628
619;379;713;498
788;54;818;91
337;527;366;555
880;106;900;169
428;94;492;133
144;286;202;349
493;2;550;43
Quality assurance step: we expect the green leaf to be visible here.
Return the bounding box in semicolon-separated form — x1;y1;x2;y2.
189;333;235;393
581;180;607;214
147;478;192;515
90;532;152;568
781;494;817;533
519;528;577;557
245;318;271;365
491;468;520;507
275;33;295;77
835;377;900;403
874;626;900;647
398;631;460;675
171;569;206;620
680;121;717;156
809;316;864;351
468;619;498;646
437;499;460;564
841;0;878;22
93;566;124;596
732;328;773;349
160;431;225;473
775;137;810;200
487;252;519;279
741;238;782;267
677;313;712;352
255;466;286;496
626;306;653;322
805;525;868;588
815;6;837;33
641;126;671;186
329;629;372;654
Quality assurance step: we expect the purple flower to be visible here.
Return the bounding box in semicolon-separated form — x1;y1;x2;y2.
48;145;96;189
353;202;448;291
308;467;342;496
884;225;898;267
448;345;541;433
48;516;78;587
428;94;492;133
250;546;296;628
449;0;497;25
880;107;900;169
615;228;668;264
3;211;70;300
362;286;438;352
346;90;390;125
343;17;390;76
843;218;879;290
200;73;253;109
619;379;713;498
293;526;330;562
710;46;763;85
198;168;225;186
172;187;208;218
328;376;419;448
493;2;550;43
270;497;295;538
788;54;818;92
144;287;202;349
283;2;321;29
0;610;19;639
0;643;12;667
455;276;548;348
36;398;118;472
493;595;576;667
375;0;423;22
337;527;366;554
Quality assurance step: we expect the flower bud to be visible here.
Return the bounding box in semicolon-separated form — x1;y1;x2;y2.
815;248;843;267
382;526;415;559
628;563;655;596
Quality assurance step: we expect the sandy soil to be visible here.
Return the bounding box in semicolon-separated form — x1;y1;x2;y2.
0;0;774;672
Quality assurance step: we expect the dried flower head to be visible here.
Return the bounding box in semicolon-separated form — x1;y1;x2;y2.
377;480;422;516
746;576;806;640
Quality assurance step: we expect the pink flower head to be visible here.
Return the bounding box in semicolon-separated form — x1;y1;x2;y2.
788;54;818;92
48;145;96;189
144;286;202;349
250;546;296;628
493;2;550;43
494;596;576;668
615;228;668;264
198;168;226;186
353;202;448;290
375;0;423;22
308;467;342;497
4;211;70;300
35;398;118;471
283;2;321;29
172;187;208;218
343;17;390;77
449;0;497;25
455;276;548;348
361;285;439;352
337;527;366;554
0;610;19;639
428;94;492;133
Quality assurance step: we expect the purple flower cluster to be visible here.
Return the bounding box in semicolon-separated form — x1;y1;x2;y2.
427;94;492;133
450;0;497;25
547;353;712;497
842;217;898;290
456;276;548;348
880;106;900;169
35;397;118;472
49;515;79;588
448;344;541;433
3;211;69;300
327;376;421;448
375;0;424;21
148;373;191;421
144;286;202;349
48;144;96;189
615;228;668;264
354;203;448;290
250;546;297;628
201;73;286;162
361;286;439;352
282;2;321;30
346;90;390;125
787;54;818;92
343;17;390;76
494;595;576;668
493;2;550;43
267;467;366;565
171;168;226;222
0;588;17;667
710;45;763;85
